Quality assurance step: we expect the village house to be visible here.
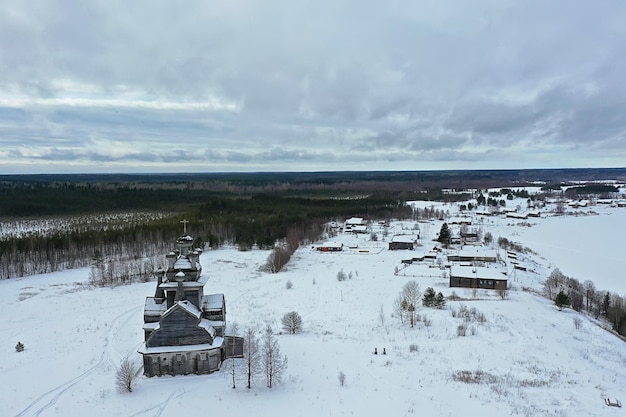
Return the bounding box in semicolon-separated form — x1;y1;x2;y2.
449;266;508;290
448;216;472;225
344;217;368;234
138;222;243;377
316;243;343;252
506;211;528;219
388;234;418;250
446;247;498;263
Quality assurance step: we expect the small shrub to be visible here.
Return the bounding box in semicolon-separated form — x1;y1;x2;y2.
409;344;419;353
476;312;487;324
457;324;467;336
453;370;498;384
15;341;24;352
573;317;583;330
285;279;293;290
336;269;347;282
338;371;346;386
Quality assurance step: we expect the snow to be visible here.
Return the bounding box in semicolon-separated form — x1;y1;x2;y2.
3;204;626;416
450;265;507;280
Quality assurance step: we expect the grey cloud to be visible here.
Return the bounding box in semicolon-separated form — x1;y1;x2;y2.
1;0;626;172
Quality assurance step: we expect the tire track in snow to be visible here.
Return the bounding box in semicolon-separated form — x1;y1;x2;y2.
13;306;140;417
127;387;186;417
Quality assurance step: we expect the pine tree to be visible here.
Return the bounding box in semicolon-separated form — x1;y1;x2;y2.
434;292;446;309
555;290;571;310
15;341;24;352
601;292;611;317
422;287;436;307
437;223;451;246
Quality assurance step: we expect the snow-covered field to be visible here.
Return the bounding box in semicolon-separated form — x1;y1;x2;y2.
3;203;626;417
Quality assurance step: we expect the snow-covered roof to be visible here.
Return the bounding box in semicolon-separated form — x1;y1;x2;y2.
506;212;528;219
163;300;202;319
318;241;343;247
205;320;225;328
198;319;217;338
449;248;498;259
144;297;167;316
449;216;472;224
142;322;160;331
173;257;193;269
159;280;205;289
202;293;224;310
391;235;418;243
345;217;364;225
450;266;507;280
138;338;224;354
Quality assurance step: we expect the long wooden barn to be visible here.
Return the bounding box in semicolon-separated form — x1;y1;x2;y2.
449;266;508;290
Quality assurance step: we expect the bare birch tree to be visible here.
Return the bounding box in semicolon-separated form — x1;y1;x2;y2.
397;280;421;327
281;311;303;334
116;356;139;393
262;325;288;388
244;327;261;389
225;322;240;388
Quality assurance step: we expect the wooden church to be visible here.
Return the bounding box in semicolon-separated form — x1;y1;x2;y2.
138;222;243;377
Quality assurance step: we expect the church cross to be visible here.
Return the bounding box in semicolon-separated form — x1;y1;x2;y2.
180;219;189;234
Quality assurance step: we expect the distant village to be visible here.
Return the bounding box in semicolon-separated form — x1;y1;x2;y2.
314;192;626;294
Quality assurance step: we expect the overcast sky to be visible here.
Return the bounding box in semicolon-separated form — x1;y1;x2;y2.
1;0;625;174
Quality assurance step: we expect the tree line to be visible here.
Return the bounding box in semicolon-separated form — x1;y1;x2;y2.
544;268;626;337
0;193;414;280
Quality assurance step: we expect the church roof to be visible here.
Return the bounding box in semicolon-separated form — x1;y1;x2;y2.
138;338;224;354
198;319;217;338
173;300;202;318
159;280;205;289
144;297;167;316
173;256;193;270
202;293;224;310
142;322;160;331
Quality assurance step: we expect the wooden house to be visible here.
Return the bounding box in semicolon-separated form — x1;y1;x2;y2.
316;243;343;252
139;224;243;377
446;247;498;263
344;217;367;233
449;266;508;290
389;234;418;250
